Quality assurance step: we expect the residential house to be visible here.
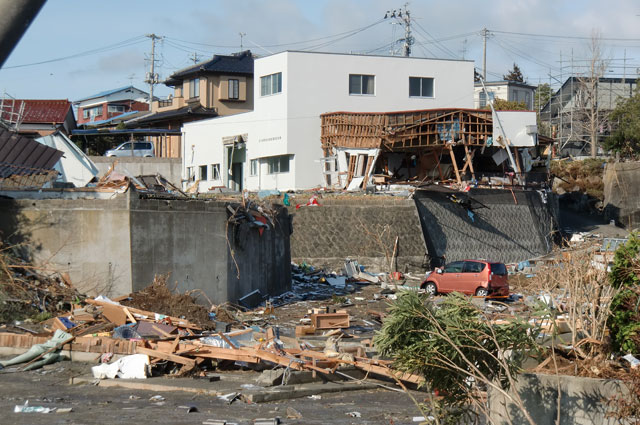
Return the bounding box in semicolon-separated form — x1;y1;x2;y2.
474;80;537;109
128;50;254;158
182;50;475;192
539;76;637;155
74;86;149;126
0;97;76;136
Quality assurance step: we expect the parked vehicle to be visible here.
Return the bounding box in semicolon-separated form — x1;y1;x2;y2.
105;141;154;157
420;260;509;297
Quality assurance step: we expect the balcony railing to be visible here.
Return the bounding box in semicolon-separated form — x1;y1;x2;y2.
158;99;173;108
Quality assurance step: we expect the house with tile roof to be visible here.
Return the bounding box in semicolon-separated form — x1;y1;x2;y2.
0;97;76;136
127;50;254;158
74;86;149;126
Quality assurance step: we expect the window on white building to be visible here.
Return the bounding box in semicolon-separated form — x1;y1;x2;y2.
199;165;208;180
250;159;258;176
409;77;434;97
189;78;200;98
186;167;195;182
349;74;375;95
228;79;239;99
260;72;282;96
267;155;290;174
211;164;220;180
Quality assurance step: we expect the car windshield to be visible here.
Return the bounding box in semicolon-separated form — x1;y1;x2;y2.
490;263;507;276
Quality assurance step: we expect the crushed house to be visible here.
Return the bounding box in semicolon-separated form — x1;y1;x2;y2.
320;108;545;190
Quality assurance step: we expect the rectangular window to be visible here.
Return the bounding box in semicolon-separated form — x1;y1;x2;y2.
211;163;220;180
189;78;200;98
83;105;103;120
260;72;282;96
267;155;290;174
199;165;208;180
250;159;258;176
409;77;434;97
228;79;239;99
349;74;375;95
186;167;195;182
479;91;487;108
108;105;125;113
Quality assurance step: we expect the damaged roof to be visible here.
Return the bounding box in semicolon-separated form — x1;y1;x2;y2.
0;127;63;169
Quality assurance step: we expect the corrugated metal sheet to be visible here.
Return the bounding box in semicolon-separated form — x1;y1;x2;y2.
0;127;63;169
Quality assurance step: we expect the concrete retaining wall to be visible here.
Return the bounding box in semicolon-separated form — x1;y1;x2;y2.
288;197;427;273
0;190;291;304
90;156;182;187
488;373;628;425
603;161;640;229
415;189;557;265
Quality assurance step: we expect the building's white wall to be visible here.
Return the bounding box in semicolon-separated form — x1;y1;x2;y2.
185;51;475;191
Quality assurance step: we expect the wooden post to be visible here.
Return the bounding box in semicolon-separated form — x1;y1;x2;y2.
448;146;461;185
462;145;476;181
432;149;444;181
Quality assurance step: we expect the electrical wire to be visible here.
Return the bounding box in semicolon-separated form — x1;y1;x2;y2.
412;20;459;59
1;36;147;69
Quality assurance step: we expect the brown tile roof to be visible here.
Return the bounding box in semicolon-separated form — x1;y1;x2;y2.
0;99;73;124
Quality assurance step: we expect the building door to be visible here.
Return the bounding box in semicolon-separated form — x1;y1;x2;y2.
231;162;243;192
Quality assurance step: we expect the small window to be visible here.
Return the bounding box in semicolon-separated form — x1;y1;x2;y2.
118;142;132;150
186;167;195;182
463;261;485;273
443;261;464;273
228;79;239;99
189;78;200;98
83;105;103;120
211;164;220;180
250;159;258;176
108;105;125;113
133;142;152;149
490;263;507;276
349;74;375;95
409;77;434;97
199;165;208;180
260;72;282;96
267;155;290;174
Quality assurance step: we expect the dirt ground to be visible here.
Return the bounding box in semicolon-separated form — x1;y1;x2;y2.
0;360;422;425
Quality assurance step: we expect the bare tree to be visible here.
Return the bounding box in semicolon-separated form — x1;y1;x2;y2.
575;30;610;157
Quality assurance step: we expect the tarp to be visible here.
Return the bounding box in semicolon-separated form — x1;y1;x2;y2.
36;131;98;187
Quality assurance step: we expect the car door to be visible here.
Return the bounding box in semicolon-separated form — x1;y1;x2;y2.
462;261;485;294
440;261;464;293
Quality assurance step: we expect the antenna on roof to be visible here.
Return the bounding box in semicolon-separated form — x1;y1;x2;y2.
239;32;246;50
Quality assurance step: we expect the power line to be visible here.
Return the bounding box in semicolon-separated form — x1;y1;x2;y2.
1;36;147;69
491;29;640;42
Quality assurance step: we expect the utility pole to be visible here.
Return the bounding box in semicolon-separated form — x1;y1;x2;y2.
144;33;162;111
481;28;489;81
383;3;413;57
190;52;201;64
239;32;246;50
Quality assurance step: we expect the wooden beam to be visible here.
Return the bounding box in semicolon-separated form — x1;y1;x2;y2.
448;146;461;185
136;346;196;367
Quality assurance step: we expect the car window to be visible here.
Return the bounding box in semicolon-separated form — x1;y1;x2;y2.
134;142;152;149
463;261;485;273
443;261;463;273
490;263;507;276
118;143;132;150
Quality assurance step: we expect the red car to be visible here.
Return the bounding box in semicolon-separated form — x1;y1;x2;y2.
420;260;509;297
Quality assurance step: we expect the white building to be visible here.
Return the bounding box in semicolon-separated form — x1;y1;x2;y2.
473;81;537;110
183;51;475;192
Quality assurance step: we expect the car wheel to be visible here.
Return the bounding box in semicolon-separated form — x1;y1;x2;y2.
422;282;437;296
475;287;489;297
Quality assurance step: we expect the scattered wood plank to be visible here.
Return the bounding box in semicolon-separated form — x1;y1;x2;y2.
136;346;196;368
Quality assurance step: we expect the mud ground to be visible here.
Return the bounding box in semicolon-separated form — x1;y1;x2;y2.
0;360;423;425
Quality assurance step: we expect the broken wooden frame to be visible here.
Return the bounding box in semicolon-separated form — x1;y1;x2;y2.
321;108;523;188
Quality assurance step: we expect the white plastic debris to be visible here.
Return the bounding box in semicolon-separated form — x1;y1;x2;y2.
91;354;150;379
14;400;53;413
623;354;640;369
346;411;362;418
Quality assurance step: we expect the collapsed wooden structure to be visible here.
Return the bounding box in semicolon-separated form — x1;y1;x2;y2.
0;295;423;387
320;108;520;188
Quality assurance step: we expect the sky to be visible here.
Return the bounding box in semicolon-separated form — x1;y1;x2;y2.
2;0;640;103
